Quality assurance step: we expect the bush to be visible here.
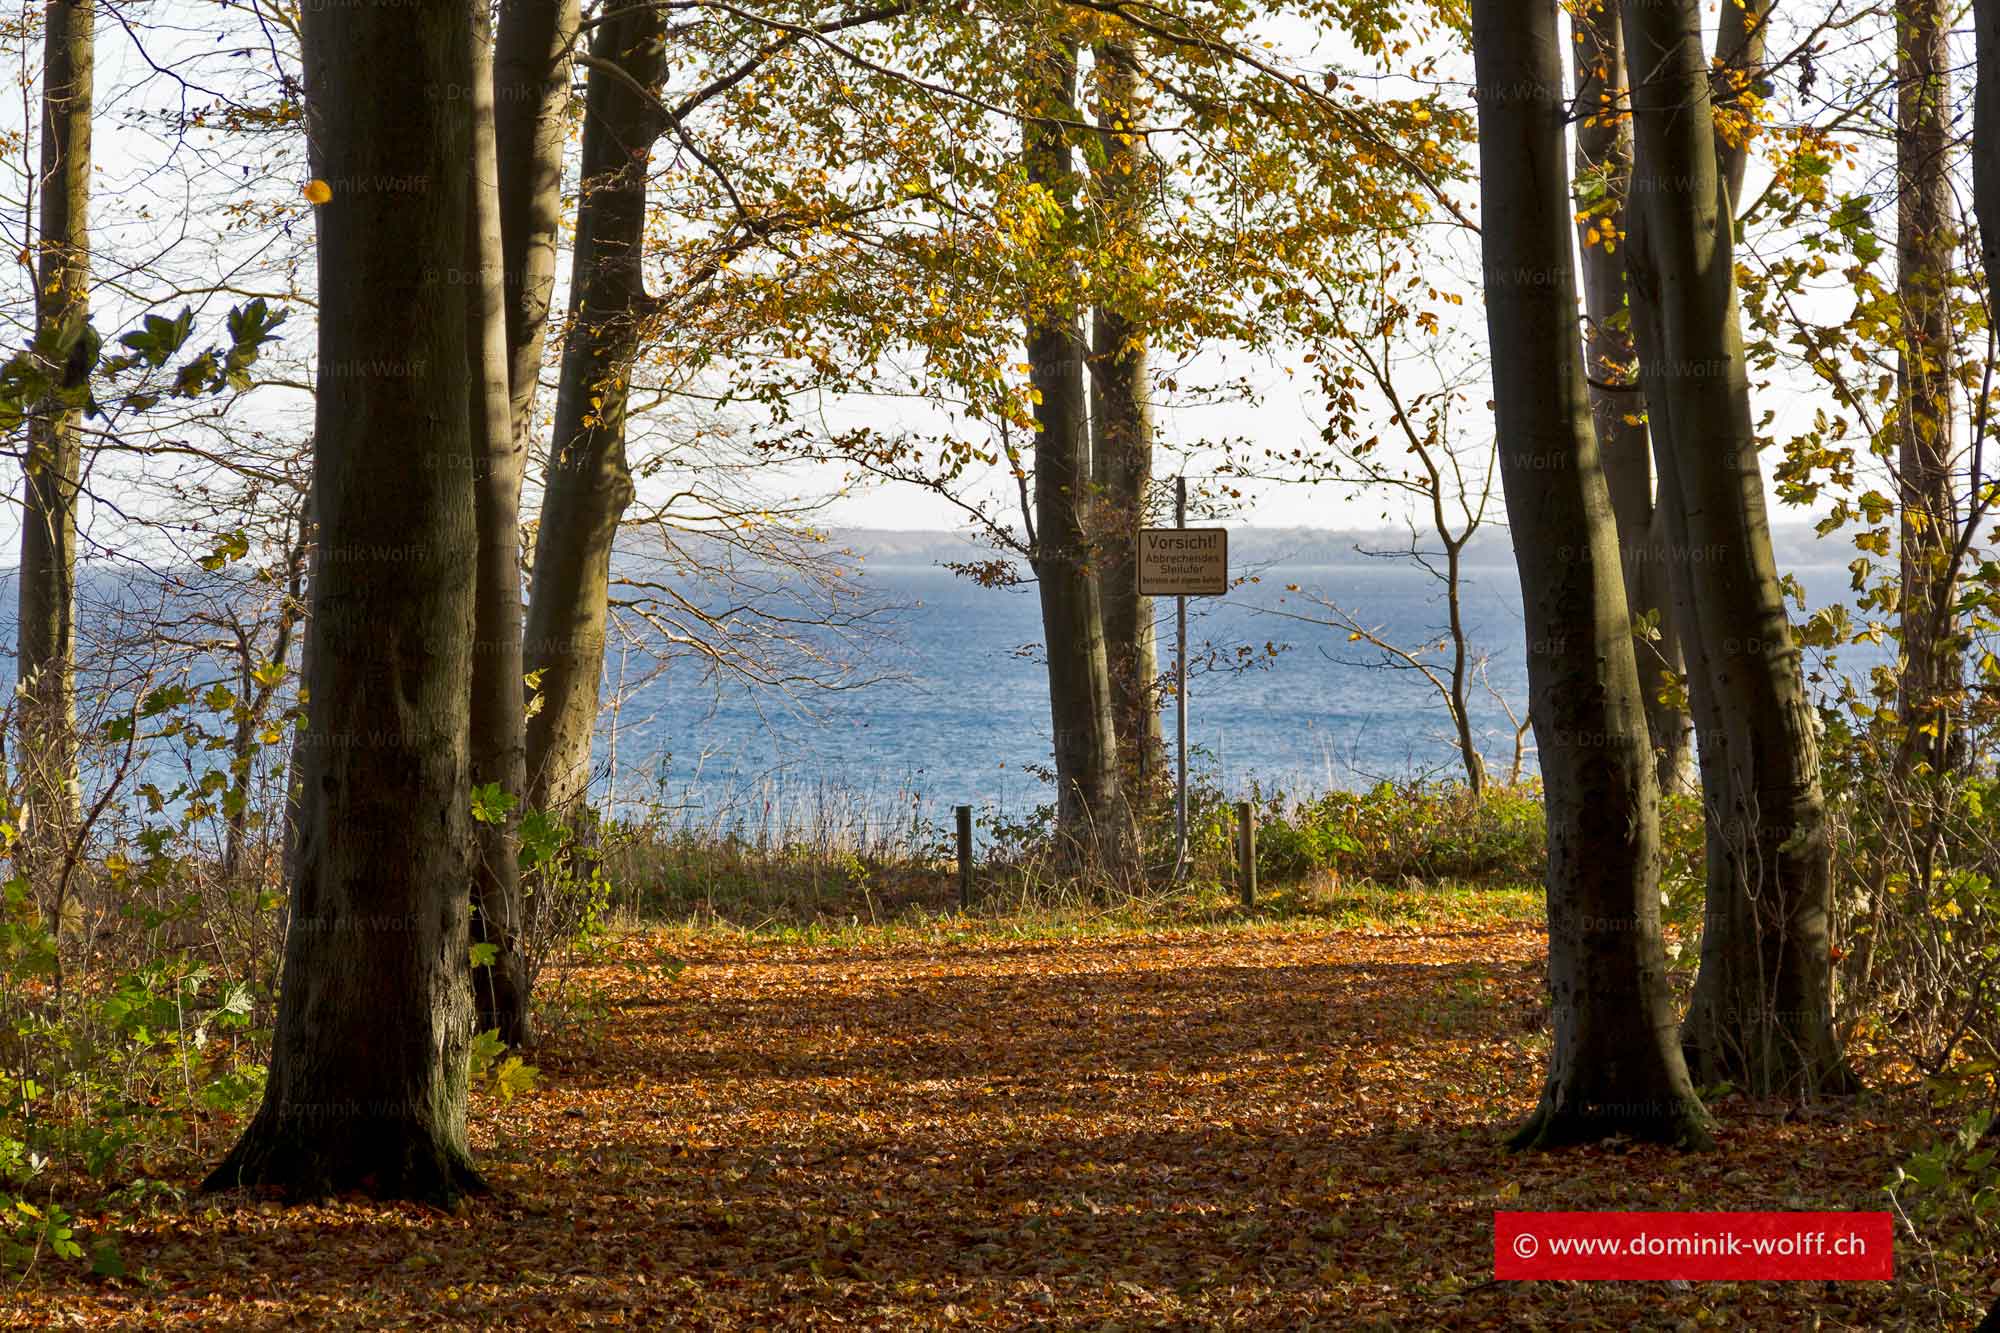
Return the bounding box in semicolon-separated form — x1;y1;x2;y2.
1216;781;1548;888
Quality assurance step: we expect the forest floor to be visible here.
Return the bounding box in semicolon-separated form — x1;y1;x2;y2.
22;898;1989;1329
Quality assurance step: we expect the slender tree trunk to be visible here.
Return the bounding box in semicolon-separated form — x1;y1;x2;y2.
1978;1;2000;332
1024;37;1134;876
1570;0;1692;794
1088;40;1163;802
1894;0;1960;775
223;524;306;882
493;0;580;453
1469;0;1708;1150
467;1;533;1048
1624;0;1857;1098
1712;0;1771;216
18;0;92;916
203;0;486;1205
276;478;319;952
521;6;666;819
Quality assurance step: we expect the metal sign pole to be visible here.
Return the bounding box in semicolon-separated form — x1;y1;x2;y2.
1175;475;1188;878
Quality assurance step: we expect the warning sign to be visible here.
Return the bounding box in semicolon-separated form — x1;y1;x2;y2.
1137;528;1228;596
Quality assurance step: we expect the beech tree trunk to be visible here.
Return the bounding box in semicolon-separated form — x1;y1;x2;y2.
1712;0;1770;214
1570;0;1692;795
1894;0;1960;774
1024;37;1135;876
1624;0;1857;1098
521;6;666;818
1088;40;1164;800
1979;0;2000;334
1469;0;1708;1150
203;0;486;1205
466;1;533;1048
18;0;92;911
493;0;580;452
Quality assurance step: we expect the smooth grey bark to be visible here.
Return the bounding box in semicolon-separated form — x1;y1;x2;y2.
1894;0;1960;774
467;1;533;1048
18;0;92;911
1979;0;2000;330
223;518;309;881
522;5;666;819
493;0;580;452
204;0;486;1205
1712;0;1771;214
1024;38;1135;875
1570;0;1692;794
1470;0;1708;1150
1088;41;1164;799
1624;0;1857;1097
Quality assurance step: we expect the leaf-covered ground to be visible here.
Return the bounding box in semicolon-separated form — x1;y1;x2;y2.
24;920;1989;1329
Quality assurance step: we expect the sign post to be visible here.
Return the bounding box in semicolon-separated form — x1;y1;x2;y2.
1138;479;1228;880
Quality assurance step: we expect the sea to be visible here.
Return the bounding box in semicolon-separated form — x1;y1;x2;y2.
598;528;1885;843
2;526;1889;849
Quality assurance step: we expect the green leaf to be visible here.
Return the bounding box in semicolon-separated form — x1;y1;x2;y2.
91;1241;126;1278
470;782;519;826
491;1055;539;1102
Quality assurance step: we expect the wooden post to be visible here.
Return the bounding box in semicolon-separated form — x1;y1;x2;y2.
1236;800;1256;908
956;804;973;911
1174;475;1189;879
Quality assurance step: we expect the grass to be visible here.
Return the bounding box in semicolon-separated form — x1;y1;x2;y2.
588;778;1573;940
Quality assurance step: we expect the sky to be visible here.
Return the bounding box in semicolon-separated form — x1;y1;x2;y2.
0;1;1945;557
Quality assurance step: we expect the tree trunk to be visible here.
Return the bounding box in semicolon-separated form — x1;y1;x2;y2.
203;0;486;1205
1624;0;1857;1098
1570;0;1693;795
1894;0;1960;774
1088;40;1164;802
1441;533;1487;794
1469;0;1708;1150
18;0;92;916
493;0;580;452
467;0;533;1048
1024;37;1134;877
1712;0;1770;214
521;6;666;819
1978;0;2000;333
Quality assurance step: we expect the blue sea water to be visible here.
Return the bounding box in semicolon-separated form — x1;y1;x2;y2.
0;540;1886;845
599;555;1879;838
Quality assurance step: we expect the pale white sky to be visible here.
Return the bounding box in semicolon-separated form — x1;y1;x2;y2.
0;1;1936;557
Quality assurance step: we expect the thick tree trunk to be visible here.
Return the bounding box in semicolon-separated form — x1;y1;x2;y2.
493;0;580;452
1570;0;1692;795
467;2;533;1048
1469;0;1708;1150
1024;38;1134;876
1624;0;1857;1098
1088;41;1164;801
1895;0;1960;774
18;0;92;914
521;6;666;819
203;0;486;1206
